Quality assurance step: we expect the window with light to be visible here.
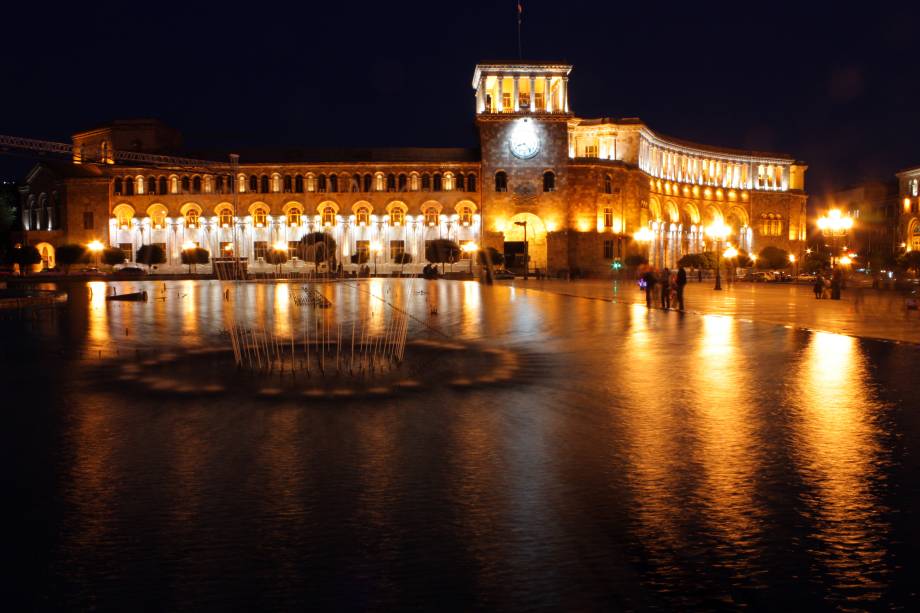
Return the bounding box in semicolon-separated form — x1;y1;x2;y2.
253;208;267;228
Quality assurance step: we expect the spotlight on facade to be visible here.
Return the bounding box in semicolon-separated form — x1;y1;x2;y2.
87;240;104;253
182;241;196;251
273;241;288;251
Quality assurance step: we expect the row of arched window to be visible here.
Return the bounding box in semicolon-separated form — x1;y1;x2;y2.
115;203;476;230
23;192;61;231
113;171;479;196
759;213;784;237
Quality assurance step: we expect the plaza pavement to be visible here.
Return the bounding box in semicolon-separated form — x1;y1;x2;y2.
504;278;920;345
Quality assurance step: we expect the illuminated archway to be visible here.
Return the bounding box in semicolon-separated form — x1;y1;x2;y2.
34;242;55;270
909;218;920;252
504;212;548;272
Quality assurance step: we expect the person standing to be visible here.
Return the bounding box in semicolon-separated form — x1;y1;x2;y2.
642;269;658;309
813;273;824;299
660;267;671;309
676;266;687;310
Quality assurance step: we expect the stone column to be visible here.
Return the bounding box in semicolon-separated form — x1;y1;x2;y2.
512;76;520;112
562;77;569;113
529;76;535;112
544;76;552;112
496;75;504;112
476;77;485;113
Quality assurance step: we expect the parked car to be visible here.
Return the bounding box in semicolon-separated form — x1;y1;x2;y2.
113;265;147;277
796;273;817;282
743;271;775;282
79;266;101;274
492;268;516;280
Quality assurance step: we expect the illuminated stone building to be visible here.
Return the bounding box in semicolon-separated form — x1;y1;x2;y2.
897;166;920;253
18;62;808;274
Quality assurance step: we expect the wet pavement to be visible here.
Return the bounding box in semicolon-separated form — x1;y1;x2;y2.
511;278;920;344
3;278;919;610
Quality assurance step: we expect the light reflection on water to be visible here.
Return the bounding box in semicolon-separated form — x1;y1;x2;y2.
6;279;915;609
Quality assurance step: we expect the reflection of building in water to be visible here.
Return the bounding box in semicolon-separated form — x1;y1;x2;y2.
17;63;808;275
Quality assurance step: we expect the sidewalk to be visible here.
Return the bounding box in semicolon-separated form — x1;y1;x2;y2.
509;279;920;344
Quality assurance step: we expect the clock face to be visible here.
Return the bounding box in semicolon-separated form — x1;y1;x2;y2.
509;119;540;159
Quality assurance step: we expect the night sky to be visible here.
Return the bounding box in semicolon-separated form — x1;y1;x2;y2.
2;1;918;197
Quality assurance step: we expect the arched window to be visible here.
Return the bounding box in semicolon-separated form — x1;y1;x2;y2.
328;175;338;193
398;174;407;191
433;173;442;192
159;177;168;195
260;175;269;194
295;175;304;193
604;174;612;194
185;209;199;228
356;207;370;226
180;176;190;193
146;177;156;194
455;173;465;191
136;176;145;194
363;174;372;192
386;173;396;192
322;206;336;227
283;175;292;193
219;208;234;227
171;176;179;194
424;208;439;226
390;208;405;226
287;207;302;226
114;178;123;194
149;206;167;229
115;207;133;228
249;175;258;192
252;207;267;227
317;174;327;192
543;171;555;192
460;206;473;225
352;174;361;192
760;213;783;237
125;178;134;195
421;173;431;191
495;171;508;192
467;173;477;192
192;176;202;193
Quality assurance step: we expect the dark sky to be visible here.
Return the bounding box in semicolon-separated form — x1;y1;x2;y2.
2;1;918;196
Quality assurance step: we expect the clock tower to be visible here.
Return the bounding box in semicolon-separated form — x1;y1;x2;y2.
473;62;573;274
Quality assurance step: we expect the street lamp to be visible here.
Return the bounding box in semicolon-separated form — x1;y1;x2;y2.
513;221;529;280
370;241;381;276
705;221;732;290
816;209;853;268
462;241;479;275
633;226;653;270
788;253;797;278
87;239;104;267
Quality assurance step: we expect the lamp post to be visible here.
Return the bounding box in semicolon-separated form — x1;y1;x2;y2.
705;221;731;290
632;226;653;277
462;241;479;275
723;245;738;286
87;240;104;268
370;241;381;276
817;209;853;269
514;221;528;280
788;253;797;278
272;241;288;275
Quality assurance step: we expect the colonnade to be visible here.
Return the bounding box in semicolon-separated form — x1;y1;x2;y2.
641;222;753;269
639;137;789;191
476;74;568;114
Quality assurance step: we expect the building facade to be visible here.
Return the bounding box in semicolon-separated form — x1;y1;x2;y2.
18;62;808;274
820;181;898;267
897;166;920;253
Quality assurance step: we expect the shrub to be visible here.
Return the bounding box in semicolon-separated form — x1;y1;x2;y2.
624;253;648;268
425;239;460;264
393;252;413;265
757;246;790;270
678;253;704;269
56;243;87;273
477;246;504;267
12;244;41;273
180;247;210;273
136;244;166;266
102;247;126;267
899;251;920;274
350;251;369;265
299;232;337;264
264;248;289;273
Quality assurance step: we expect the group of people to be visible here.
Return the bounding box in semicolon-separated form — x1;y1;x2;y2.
812;268;844;300
640;266;688;311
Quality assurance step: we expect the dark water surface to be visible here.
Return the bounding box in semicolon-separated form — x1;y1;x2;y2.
3;279;919;610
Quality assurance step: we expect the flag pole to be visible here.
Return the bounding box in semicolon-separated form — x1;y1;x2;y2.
517;1;523;59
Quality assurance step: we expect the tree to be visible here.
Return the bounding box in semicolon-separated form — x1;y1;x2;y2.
477;246;504;267
299;232;337;265
180;247;210;273
899;251;920;275
102;247;126;267
678;253;704;269
803;252;830;274
12;244;41;274
136;244;166;267
699;251;719;270
728;252;754;268
393;252;413;265
624;253;648;268
757;246;790;270
264;248;289;274
425;239;460;272
56;243;87;273
0;185;16;263
350;251;369;265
